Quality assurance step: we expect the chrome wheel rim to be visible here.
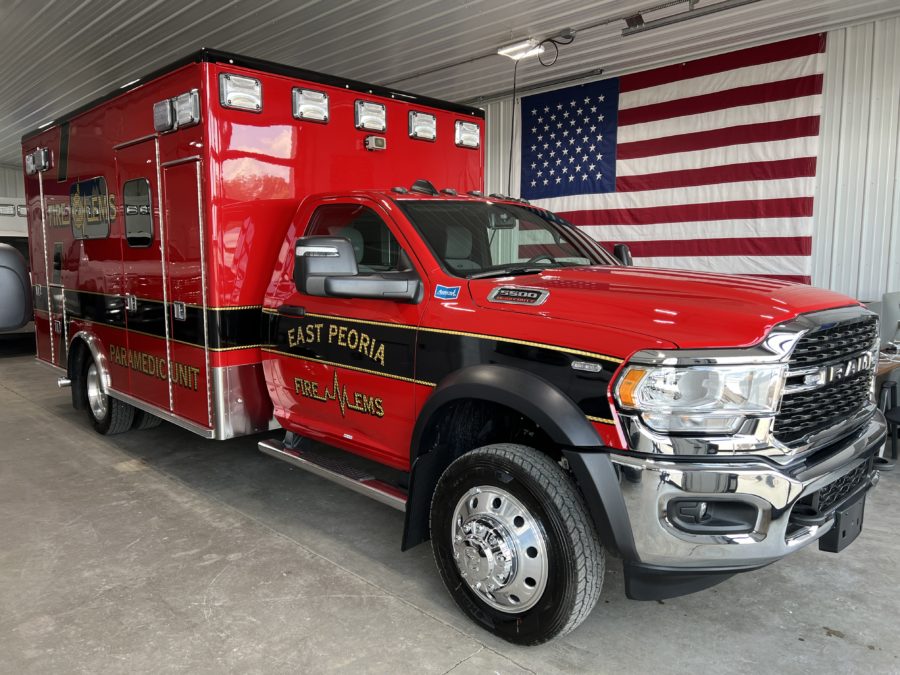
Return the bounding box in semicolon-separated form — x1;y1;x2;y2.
451;485;548;613
86;363;108;421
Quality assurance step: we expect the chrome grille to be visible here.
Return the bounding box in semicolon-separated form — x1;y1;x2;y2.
775;315;877;446
788;315;878;369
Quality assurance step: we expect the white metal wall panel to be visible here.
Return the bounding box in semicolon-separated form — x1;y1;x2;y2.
0;164;24;198
812;18;900;300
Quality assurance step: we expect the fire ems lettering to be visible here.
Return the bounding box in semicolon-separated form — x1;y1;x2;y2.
287;320;386;367
294;372;385;418
108;344;200;391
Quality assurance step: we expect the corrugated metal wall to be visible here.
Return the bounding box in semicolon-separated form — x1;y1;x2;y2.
484;17;900;300
0;164;23;198
812;17;900;301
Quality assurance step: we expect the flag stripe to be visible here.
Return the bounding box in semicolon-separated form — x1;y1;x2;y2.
618;95;821;144
618;136;817;176
559;197;814;226
579;217;812;242
616;157;817;192
601;236;812;258
618;116;820;160
632;254;810;275
619;54;823;110
619;74;823;126
744;274;811;283
619;33;825;93
530;177;813;214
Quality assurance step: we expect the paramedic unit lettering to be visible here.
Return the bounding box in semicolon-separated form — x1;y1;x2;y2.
18;49;886;645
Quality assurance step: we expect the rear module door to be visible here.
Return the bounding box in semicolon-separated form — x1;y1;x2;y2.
161;157;211;429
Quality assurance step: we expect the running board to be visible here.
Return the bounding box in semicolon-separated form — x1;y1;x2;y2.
258;439;407;511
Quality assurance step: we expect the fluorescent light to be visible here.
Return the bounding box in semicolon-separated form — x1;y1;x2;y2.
497;38;545;61
37;120;54;129
120;78;141;89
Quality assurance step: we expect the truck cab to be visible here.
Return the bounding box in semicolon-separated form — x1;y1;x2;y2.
259;184;886;644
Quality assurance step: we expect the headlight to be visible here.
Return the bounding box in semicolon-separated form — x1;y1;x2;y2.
615;364;786;434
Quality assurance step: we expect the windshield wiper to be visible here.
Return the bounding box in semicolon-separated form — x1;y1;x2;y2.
468;266;546;279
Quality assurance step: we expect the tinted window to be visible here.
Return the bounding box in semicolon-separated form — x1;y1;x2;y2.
123;178;153;247
306;204;408;273
399;201;610;278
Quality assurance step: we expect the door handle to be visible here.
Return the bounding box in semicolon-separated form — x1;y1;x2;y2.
277;304;306;317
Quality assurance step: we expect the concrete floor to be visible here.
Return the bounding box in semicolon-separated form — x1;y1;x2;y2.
1;335;898;674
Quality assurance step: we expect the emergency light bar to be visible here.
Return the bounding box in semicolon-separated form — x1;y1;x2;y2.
455;121;480;149
293;88;329;122
355;100;386;132
220;73;262;112
408;111;436;141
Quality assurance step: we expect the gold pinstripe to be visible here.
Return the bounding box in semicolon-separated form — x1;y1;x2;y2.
261;347;436;386
296;311;623;364
585;415;616;425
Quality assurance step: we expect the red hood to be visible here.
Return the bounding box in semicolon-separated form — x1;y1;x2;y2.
469;266;860;349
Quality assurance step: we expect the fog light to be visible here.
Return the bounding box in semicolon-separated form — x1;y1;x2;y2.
667;499;757;535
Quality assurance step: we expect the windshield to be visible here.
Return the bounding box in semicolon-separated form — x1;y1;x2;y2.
399;200;615;279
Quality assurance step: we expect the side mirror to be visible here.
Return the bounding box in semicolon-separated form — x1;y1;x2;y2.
294;236;422;302
0;243;32;331
613;243;633;266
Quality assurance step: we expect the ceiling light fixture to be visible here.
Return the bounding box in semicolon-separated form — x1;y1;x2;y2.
622;0;763;36
497;38;545;61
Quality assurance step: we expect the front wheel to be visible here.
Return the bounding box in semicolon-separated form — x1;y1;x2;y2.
83;358;134;435
430;444;604;645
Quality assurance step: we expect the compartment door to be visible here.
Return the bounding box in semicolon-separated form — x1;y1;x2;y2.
162;158;212;429
115;140;169;410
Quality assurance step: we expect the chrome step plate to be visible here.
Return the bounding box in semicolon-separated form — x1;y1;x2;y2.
258;438;407;511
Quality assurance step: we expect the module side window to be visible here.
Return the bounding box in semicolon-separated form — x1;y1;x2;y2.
123;178;153;248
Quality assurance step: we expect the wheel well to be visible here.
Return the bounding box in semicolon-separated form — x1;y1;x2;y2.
415;398;559;464
401;398;560;551
67;338;90;410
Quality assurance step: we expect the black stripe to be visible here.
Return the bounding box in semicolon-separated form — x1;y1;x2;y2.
271;313;617;421
57;122;69;182
62;289;265;349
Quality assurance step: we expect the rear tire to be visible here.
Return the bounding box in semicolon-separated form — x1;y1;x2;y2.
430;443;604;645
82;358;134;435
132;410;162;430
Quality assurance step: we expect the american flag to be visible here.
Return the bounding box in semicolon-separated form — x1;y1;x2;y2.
520;33;826;283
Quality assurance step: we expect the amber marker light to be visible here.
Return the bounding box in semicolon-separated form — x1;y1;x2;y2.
616;367;647;408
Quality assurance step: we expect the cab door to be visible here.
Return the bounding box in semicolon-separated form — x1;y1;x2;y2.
271;198;426;468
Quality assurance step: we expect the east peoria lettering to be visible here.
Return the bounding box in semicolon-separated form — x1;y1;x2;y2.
287;321;386;367
108;344;201;391
294;371;384;418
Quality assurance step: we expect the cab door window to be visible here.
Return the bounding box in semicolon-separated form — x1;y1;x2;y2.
306;204;409;272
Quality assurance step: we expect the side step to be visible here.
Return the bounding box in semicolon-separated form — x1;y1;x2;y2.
258;439;407;511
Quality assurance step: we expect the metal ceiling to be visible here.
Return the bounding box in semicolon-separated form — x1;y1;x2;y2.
0;0;897;166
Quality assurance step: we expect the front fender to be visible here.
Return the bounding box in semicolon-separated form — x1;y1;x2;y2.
402;364;608;551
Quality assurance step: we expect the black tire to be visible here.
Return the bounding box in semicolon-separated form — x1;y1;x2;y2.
82;357;134;435
132;409;163;430
430;443;604;645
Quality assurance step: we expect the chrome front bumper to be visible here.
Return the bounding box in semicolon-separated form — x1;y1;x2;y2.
610;412;886;569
